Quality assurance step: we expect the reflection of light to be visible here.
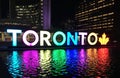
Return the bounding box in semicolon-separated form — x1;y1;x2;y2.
97;48;110;77
99;33;109;45
40;50;51;76
66;49;78;76
52;49;66;76
22;50;39;77
78;49;86;76
7;51;22;78
79;49;86;66
86;48;97;76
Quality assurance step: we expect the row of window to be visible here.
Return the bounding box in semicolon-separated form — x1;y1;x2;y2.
77;21;113;27
76;25;113;31
16;3;40;8
16;10;40;13
16;15;40;19
16;8;40;12
17;13;39;16
76;12;114;21
76;11;114;19
76;2;114;15
79;0;114;9
78;19;113;25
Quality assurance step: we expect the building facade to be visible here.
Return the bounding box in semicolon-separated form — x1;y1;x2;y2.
42;0;51;30
0;0;51;30
15;1;41;29
75;0;114;32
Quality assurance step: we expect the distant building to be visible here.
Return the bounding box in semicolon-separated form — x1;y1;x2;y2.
14;0;41;29
0;0;51;30
75;0;114;32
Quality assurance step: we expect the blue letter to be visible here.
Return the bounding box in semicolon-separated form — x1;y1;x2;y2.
67;32;78;45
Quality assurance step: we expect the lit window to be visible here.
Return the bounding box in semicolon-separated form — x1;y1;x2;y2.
16;6;19;8
17;17;21;19
41;10;43;12
98;0;104;3
20;8;23;10
41;3;43;5
28;5;33;8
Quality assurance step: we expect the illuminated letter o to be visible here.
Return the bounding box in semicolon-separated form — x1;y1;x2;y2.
53;31;66;46
23;30;39;46
87;32;98;45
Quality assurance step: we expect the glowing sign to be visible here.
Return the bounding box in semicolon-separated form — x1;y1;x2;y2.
67;32;78;45
53;31;66;46
7;29;110;47
7;29;22;46
23;30;39;46
99;33;109;45
87;32;98;45
40;31;51;46
79;32;87;45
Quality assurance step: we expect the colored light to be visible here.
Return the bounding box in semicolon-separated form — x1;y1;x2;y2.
87;32;98;45
22;50;39;77
23;30;39;46
67;32;78;45
86;48;97;76
78;49;86;75
79;49;86;64
7;51;22;78
66;49;78;75
97;48;110;77
40;31;51;46
99;33;109;45
79;32;87;45
53;31;66;46
6;29;110;47
40;50;51;75
7;29;22;46
52;49;66;76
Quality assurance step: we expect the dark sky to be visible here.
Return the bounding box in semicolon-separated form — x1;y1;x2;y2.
51;0;79;26
0;0;9;18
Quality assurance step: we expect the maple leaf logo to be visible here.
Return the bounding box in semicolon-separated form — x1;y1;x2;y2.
99;33;109;45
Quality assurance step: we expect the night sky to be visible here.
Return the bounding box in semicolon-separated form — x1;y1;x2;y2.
51;0;79;26
0;0;9;18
